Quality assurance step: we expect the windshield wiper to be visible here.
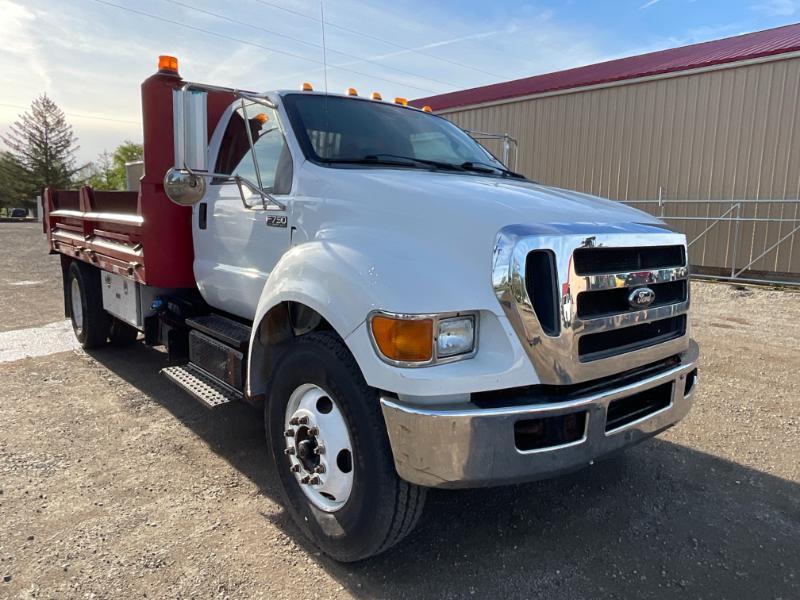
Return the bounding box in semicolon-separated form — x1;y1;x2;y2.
323;156;419;168
460;161;525;179
322;154;461;171
324;154;465;172
322;154;520;177
362;154;466;171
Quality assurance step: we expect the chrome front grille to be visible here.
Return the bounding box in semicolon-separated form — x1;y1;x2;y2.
493;223;691;385
573;245;686;275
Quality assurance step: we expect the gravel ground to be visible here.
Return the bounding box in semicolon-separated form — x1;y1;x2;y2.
0;223;64;332
0;222;798;599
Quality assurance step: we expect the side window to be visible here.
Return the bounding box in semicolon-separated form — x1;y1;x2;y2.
214;104;293;195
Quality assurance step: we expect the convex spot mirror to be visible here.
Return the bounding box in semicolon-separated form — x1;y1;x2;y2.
164;168;206;206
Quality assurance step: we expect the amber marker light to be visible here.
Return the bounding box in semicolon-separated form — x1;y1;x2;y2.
371;315;433;363
422;105;433;113
371;92;382;100
394;97;408;106
158;55;179;73
254;113;269;124
346;87;358;96
301;82;314;91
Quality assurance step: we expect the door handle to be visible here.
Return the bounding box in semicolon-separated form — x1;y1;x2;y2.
199;202;208;230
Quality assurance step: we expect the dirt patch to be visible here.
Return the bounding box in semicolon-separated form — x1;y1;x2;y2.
0;224;798;599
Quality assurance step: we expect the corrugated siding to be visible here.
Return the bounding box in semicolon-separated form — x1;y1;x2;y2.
443;57;800;279
413;24;800;111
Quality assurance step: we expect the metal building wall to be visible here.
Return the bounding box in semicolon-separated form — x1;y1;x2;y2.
442;57;800;282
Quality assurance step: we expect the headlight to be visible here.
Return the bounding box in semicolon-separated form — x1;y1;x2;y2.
436;316;475;358
369;311;478;367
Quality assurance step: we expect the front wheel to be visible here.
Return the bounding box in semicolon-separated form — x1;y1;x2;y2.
266;331;426;562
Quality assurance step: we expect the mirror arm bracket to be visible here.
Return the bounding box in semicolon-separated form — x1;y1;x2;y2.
233;175;286;211
181;166;285;211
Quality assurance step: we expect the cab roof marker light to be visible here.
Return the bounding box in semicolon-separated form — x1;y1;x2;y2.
422;105;433;113
394;97;408;106
371;92;382;100
301;82;313;91
346;87;358;96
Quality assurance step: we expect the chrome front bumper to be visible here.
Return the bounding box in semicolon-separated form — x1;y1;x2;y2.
380;340;699;489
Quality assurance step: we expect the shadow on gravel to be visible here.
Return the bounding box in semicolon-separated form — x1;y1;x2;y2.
89;343;800;600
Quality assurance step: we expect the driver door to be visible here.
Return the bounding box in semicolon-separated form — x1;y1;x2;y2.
193;102;294;320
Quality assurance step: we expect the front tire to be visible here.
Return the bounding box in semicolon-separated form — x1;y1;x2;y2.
266;331;426;562
66;262;110;349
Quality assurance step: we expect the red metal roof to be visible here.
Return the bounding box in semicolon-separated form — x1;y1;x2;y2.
411;23;800;111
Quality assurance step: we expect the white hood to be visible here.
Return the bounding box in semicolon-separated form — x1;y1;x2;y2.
291;164;671;317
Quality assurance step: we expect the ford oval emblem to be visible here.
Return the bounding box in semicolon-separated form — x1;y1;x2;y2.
628;287;655;309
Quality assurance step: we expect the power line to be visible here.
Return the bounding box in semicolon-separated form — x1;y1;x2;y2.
161;0;460;89
0;102;141;125
252;0;508;80
91;0;443;94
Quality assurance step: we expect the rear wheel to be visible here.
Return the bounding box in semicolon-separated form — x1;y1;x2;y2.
266;331;426;562
66;262;109;349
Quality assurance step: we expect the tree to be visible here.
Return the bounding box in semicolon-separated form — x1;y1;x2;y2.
1;94;81;195
79;141;143;190
109;141;143;190
0;151;32;210
78;150;114;190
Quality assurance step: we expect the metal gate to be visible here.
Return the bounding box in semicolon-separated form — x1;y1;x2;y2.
620;197;800;286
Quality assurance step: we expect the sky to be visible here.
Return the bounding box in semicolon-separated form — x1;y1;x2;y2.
0;0;798;164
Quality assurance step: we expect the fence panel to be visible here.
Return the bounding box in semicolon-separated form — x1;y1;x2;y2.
620;199;800;285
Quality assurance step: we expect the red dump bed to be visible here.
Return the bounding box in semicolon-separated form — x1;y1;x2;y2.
43;59;234;289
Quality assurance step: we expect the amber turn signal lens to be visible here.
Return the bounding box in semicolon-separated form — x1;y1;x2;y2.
158;55;179;73
371;316;433;362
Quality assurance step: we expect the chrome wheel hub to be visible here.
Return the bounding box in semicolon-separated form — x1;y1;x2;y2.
284;383;354;512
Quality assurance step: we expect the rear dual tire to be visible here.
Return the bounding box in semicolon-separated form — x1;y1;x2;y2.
66;262;139;348
266;331;426;562
67;262;110;349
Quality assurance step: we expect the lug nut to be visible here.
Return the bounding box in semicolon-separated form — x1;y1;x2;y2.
284;447;295;455
308;475;321;485
308;426;320;436
314;445;325;455
284;429;295;437
314;465;326;474
290;464;300;473
300;475;310;484
298;415;309;425
289;417;300;426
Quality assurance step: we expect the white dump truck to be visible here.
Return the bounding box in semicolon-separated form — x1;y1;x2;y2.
43;56;699;561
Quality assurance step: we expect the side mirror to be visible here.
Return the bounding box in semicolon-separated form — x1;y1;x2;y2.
165;87;208;206
172;88;208;172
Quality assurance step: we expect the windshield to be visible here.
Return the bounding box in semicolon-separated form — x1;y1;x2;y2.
282;93;510;173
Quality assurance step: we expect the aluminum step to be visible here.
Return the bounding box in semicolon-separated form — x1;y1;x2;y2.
161;363;242;409
185;314;251;351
